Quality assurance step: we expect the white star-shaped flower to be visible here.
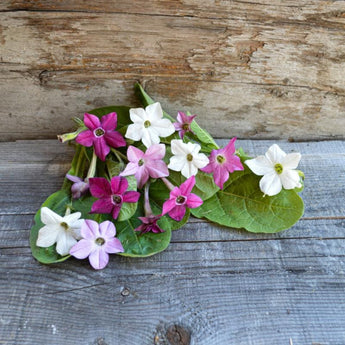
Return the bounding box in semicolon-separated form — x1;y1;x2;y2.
168;139;209;178
245;144;302;196
125;102;175;148
36;207;84;256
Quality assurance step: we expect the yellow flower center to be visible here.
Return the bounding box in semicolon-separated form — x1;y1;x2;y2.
95;237;105;246
274;163;283;174
94;128;105;137
216;155;225;164
144;120;151;128
186;154;193;162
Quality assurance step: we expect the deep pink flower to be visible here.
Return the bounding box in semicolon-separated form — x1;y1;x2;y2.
89;176;140;220
173;111;196;139
162;175;203;221
70;219;124;270
201;137;244;189
66;174;89;199
76;112;126;161
135;215;164;234
120;144;169;189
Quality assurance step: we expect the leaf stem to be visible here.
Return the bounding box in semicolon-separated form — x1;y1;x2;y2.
86;150;97;179
161;177;175;192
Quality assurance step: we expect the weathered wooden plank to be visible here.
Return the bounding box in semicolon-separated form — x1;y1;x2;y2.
1;3;345;140
1;238;345;345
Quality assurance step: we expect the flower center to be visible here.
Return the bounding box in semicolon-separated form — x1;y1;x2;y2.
94;127;105;137
144;120;151;128
112;194;122;204
274;163;283;174
95;237;105;246
138;159;144;166
176;195;186;205
60;222;69;230
216;155;225;164
182;123;190;131
186;153;193;162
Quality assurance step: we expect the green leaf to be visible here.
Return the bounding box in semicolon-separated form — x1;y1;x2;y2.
190;120;219;150
192;166;304;233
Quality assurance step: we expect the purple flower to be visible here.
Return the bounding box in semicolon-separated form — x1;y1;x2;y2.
120;144;169;189
89;176;140;220
173;111;196;139
135;215;164;234
66;174;89;199
201;137;244;189
162;175;203;221
76;112;126;161
70;219;124;270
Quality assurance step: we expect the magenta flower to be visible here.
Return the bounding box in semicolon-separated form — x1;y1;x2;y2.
173;111;196;139
89;176;140;220
201;137;244;189
120;144;169;189
76;112;126;161
162;175;203;221
135;216;164;234
70;219;124;270
66;174;89;199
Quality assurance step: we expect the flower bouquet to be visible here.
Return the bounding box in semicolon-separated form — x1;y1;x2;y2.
30;84;305;270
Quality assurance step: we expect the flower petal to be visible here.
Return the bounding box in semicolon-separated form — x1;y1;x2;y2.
56;232;78;256
129;107;146;123
192;153;209;169
63;212;81;225
127;146;144;163
89;177;112;198
259;172;282;196
125;123;144;141
179;175;196;195
66;174;83;183
168;204;186;221
225;155;244;173
281;153;301;170
120;162;139;177
76;130;94;147
141;128;155;148
104;238;124;254
135;167;150;189
112;205;121;220
89;247;109;270
186;193;203;209
147;160;169;178
245;156;273;176
181;161;198;178
145;143;166;160
265;144;286;164
93;136;110;161
151;118;175;138
123;191;140;203
111;176;128;195
101;112;117;131
104;131;126;148
84;113;101;130
70;239;94;259
40;207;62;225
99;220;116;238
213;165;229;189
145;102;163;121
168;155;187;172
90;198;114;215
170;139;187;155
162;198;177;216
36;224;60;248
280;170;301;190
81;219;100;239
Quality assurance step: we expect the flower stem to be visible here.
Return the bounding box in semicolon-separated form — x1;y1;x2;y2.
86;150;97;179
57;126;87;143
111;148;128;163
161;177;175;191
144;182;153;217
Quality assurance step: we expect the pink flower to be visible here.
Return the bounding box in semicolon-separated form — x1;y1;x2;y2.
120;144;169;189
76;112;126;161
66;174;89;199
70;219;124;270
135;215;164;234
201;138;244;189
162;175;203;221
173;111;196;139
89;176;140;220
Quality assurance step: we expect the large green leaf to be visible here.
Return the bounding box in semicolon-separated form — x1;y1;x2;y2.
192;165;304;233
190;120;219;150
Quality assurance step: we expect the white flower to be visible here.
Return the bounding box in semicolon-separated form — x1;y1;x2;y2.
168;139;209;178
125;102;175;148
245;144;302;196
36;207;84;256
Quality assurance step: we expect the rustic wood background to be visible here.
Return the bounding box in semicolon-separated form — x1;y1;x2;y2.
1;0;345;141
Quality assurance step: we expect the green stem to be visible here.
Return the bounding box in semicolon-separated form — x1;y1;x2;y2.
86;150;98;179
111;148;128;162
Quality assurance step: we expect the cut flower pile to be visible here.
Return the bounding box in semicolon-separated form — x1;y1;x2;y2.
30;84;305;269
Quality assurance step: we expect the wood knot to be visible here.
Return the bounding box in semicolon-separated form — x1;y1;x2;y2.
166;324;191;345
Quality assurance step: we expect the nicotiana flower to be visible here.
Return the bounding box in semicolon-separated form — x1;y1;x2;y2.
125;102;175;148
245;144;302;196
76;112;126;161
36;207;84;256
66;174;89;199
70;219;124;270
201;137;244;189
89;176;140;219
162;175;203;221
173;111;196;139
134;183;164;234
168;139;209;178
120;144;169;189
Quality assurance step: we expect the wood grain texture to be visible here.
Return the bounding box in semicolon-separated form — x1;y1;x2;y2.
1;1;345;141
1;139;345;345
